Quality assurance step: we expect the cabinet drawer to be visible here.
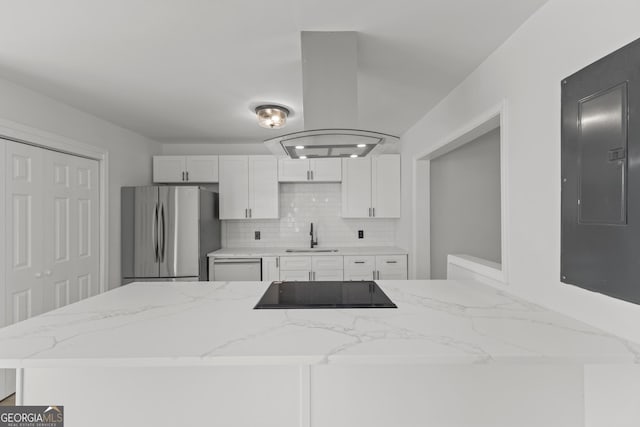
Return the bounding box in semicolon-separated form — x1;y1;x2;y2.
312;256;343;271
279;256;312;271
344;256;375;270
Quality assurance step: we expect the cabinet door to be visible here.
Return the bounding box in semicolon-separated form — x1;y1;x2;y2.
279;270;311;281
344;256;375;280
278;159;310;182
219;156;249;219
249;156;279;219
261;257;280;281
153;156;186;183
310;159;342;182
372;155;400;218
376;255;408;280
341;158;372;218
185;156;218;183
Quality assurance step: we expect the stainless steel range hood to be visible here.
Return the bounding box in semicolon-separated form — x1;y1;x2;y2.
265;32;399;159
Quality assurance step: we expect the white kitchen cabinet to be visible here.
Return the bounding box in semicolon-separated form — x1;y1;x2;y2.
219;156;249;219
153;155;218;183
219;156;278;219
261;257;280;281
344;254;407;280
376;255;408;279
344;256;376;280
279;255;343;281
278;158;341;182
185;156;219;182
249;156;279;219
341;154;400;218
341;158;371;218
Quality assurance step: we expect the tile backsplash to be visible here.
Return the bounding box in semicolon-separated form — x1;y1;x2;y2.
222;183;398;248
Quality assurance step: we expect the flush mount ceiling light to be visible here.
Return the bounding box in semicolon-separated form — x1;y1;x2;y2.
255;105;289;129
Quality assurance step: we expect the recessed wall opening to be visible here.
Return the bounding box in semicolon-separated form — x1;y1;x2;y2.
412;108;507;282
429;127;501;279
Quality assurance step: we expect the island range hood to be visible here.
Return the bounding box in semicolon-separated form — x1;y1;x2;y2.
265;32;399;159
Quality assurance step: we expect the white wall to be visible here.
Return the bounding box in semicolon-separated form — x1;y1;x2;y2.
0;76;160;290
430;128;501;279
399;0;640;343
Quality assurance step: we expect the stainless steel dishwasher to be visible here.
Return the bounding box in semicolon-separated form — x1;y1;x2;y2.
209;258;262;281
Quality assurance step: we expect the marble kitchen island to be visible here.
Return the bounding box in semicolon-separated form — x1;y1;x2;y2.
0;280;638;427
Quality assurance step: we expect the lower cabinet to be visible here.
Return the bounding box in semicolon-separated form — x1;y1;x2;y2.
261;257;280;281
279;256;344;281
344;255;408;280
276;254;407;281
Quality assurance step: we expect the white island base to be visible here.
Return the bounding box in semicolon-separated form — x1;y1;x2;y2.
2;281;640;427
17;364;640;427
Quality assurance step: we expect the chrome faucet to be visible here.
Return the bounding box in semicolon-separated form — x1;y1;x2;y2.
310;222;318;248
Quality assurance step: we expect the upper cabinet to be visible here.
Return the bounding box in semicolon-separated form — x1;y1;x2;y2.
341;154;400;218
278;158;342;182
219;155;278;219
153;155;219;183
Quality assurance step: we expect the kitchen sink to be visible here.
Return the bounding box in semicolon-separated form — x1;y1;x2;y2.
285;249;339;253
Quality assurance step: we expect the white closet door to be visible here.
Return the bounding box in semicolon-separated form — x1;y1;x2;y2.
5;141;45;322
42;151;99;312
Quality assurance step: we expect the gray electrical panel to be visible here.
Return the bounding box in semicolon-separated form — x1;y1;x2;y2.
561;37;640;304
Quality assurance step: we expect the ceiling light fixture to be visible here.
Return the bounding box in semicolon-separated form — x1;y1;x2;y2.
255;105;289;129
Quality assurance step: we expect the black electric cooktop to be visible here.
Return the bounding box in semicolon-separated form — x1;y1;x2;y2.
254;281;397;309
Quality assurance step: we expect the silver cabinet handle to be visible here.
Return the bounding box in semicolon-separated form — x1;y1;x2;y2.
355;261;365;264
249;208;252;218
311;170;314;180
186;171;189;181
377;271;380;280
386;261;397;264
182;171;185;181
307;170;310;180
276;258;279;268
313;271;316;280
245;208;248;218
372;270;375;280
368;207;371;217
372;207;375;217
308;271;311;280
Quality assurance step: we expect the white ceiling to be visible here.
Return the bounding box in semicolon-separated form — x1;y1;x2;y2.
0;0;547;143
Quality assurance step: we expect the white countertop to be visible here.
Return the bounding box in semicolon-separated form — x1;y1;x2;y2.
0;280;637;368
208;246;408;257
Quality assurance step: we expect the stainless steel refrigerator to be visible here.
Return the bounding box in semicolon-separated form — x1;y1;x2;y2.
121;186;220;284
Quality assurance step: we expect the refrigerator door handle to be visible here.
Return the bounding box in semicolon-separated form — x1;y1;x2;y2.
160;203;166;262
153;202;159;262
